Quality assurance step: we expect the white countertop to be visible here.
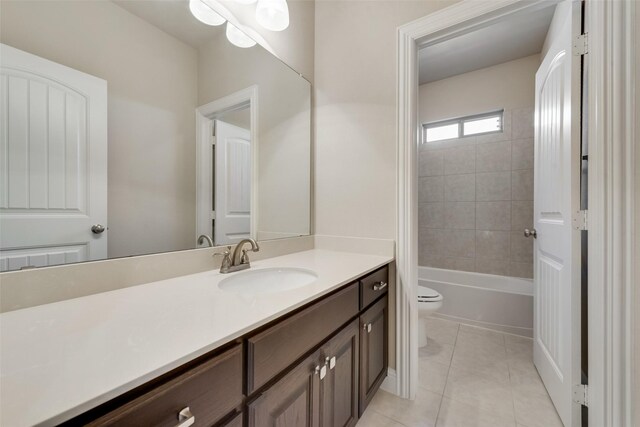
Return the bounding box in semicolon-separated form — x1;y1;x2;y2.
0;249;392;426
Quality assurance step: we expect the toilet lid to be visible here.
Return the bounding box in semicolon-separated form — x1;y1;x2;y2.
418;286;442;301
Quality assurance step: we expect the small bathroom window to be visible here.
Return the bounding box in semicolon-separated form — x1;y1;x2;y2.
422;109;503;143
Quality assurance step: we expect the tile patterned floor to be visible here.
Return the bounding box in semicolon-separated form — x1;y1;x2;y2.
357;317;564;427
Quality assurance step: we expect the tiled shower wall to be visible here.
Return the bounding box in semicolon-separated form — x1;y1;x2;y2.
418;107;534;279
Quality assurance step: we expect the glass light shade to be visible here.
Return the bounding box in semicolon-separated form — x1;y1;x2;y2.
255;0;289;31
189;0;225;26
233;0;257;4
226;22;257;48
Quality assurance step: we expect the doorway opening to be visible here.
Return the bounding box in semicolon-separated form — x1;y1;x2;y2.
196;85;258;248
394;1;589;426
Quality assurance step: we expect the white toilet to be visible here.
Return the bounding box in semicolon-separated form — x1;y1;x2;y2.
417;285;444;347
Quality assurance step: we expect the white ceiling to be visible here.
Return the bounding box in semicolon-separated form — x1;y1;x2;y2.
113;0;225;48
418;5;556;85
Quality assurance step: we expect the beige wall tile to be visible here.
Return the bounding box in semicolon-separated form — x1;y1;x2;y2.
511;170;533;201
442;229;476;258
512;139;534;170
420;176;444;202
476;172;511;201
444;202;475;229
443;145;476;175
419;150;444;177
510;231;533;262
511;201;533;231
420;202;445;229
476;201;511;230
476;141;511;173
512;107;534;139
476;231;510;260
476;258;511;276
510;261;533;279
445;174;476;201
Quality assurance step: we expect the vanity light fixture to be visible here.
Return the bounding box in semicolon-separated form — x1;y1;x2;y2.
226;22;257;48
255;0;289;31
232;0;258;4
189;0;225;26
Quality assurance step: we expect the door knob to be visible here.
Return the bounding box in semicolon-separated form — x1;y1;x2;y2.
523;228;537;238
91;224;106;234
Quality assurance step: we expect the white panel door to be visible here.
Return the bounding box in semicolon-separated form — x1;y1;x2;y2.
0;44;107;271
532;2;581;425
214;120;251;245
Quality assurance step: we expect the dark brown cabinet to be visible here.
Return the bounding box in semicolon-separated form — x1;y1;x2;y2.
69;264;390;427
247;283;359;394
359;295;388;415
320;320;359;427
85;344;243;427
248;348;322;427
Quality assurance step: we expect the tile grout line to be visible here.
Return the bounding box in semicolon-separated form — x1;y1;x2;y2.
433;322;460;426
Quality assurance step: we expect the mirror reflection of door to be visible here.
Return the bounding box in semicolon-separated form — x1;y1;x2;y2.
213;116;251;246
0;44;108;272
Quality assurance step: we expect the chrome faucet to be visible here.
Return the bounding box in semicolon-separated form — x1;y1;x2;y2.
197;234;214;247
214;238;260;274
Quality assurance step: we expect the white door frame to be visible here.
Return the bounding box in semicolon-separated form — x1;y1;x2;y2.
196;85;258;244
396;1;637;424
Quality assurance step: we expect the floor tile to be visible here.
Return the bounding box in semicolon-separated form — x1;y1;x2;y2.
443;365;516;421
361;321;563;427
509;368;549;399
418;358;450;394
450;349;510;385
357;408;408;427
512;388;563;427
436;397;517;427
458;324;506;346
369;388;442;427
424;317;460;345
420;341;455;366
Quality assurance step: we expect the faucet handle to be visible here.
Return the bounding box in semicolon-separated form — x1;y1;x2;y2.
214;246;233;271
240;249;250;264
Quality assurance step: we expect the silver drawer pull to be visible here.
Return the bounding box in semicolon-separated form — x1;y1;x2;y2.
367;324;372;333
373;282;387;291
329;356;336;370
176;407;195;427
315;364;327;380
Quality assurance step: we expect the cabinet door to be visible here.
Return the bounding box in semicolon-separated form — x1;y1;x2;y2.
248;349;322;427
359;296;388;415
320;319;359;427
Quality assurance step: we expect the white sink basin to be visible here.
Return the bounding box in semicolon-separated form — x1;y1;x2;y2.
218;267;318;295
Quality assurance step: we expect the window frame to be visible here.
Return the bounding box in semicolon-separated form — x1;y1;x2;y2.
422;109;504;144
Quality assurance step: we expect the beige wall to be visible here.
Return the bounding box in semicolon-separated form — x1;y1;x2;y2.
314;0;457;240
314;0;458;371
419;54;541;122
635;1;640;421
198;32;312;238
0;0;199;258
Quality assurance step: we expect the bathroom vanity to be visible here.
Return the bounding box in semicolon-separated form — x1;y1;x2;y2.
0;250;392;426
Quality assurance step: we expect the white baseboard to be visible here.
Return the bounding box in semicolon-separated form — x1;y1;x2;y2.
380;368;398;395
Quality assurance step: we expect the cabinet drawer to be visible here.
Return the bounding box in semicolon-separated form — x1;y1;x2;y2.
247;283;359;394
360;266;389;310
88;345;243;427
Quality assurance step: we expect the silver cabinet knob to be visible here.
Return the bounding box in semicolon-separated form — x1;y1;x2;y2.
91;224;106;234
524;228;537;238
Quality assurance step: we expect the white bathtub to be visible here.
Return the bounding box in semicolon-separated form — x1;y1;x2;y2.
418;266;533;337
